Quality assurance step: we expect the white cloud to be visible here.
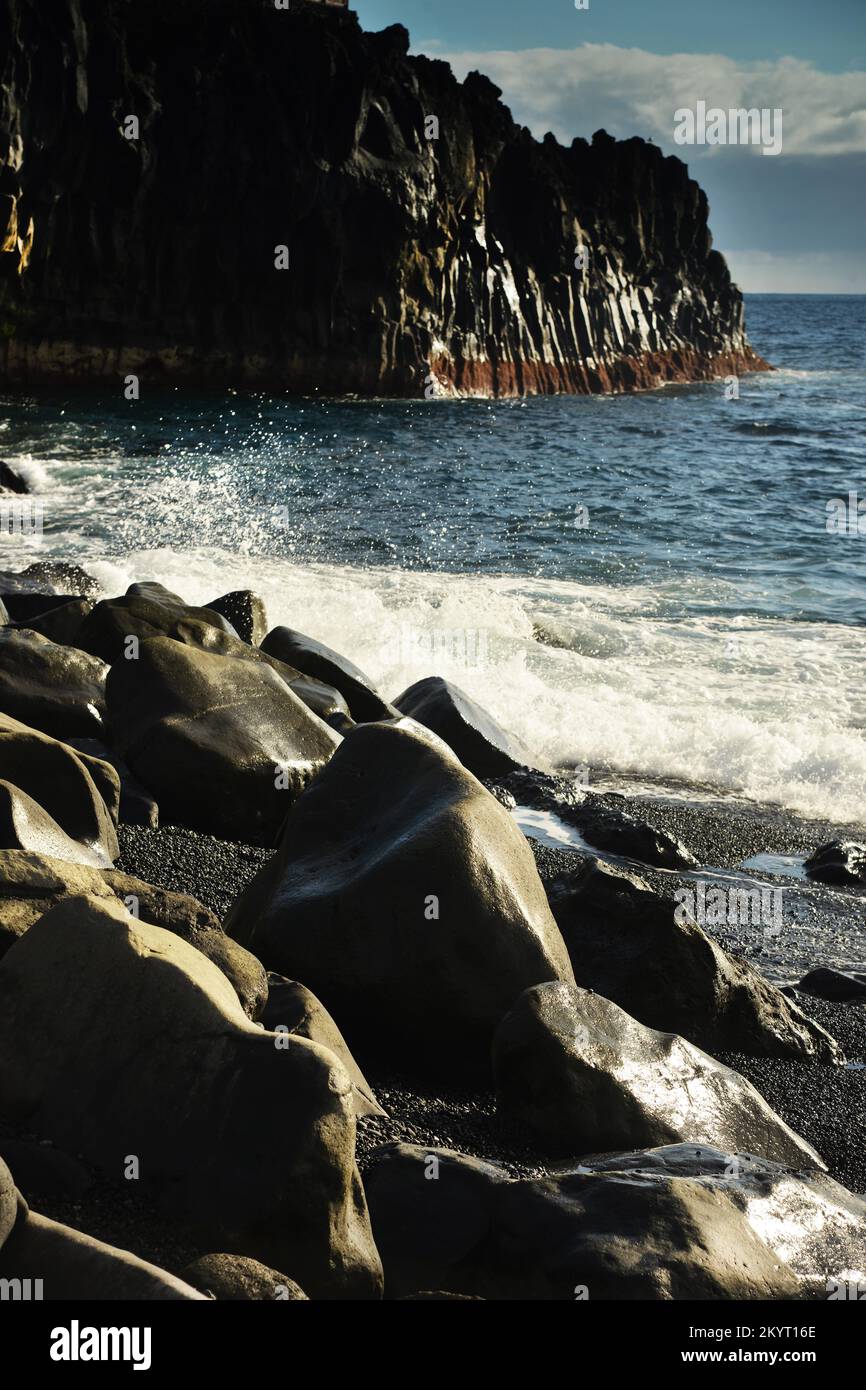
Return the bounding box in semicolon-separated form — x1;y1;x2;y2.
421;43;866;158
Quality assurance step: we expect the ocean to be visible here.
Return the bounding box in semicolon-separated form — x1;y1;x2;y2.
1;293;864;825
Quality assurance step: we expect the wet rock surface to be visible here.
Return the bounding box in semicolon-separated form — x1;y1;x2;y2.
493;982;824;1168
226;718;574;1078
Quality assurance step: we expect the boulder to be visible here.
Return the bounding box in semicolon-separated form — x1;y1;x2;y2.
0;628;108;738
76;581;239;664
18;597;95;646
365;1141;866;1300
67;738;158;827
805;841;866;887
0;561;99;597
107;636;341;841
0;462;29;494
262;626;394;722
226;718;574;1077
180;1253;308;1300
493;982;824;1167
794;968;866;1002
152;616;354;729
0;780;114;868
0;850;267;1019
263;975;385;1116
0;895;382;1299
206;590;268;646
0;716;119;867
1;593;84;625
548;859;839;1061
394;676;532;778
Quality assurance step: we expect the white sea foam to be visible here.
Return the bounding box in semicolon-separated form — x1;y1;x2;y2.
72;546;866;828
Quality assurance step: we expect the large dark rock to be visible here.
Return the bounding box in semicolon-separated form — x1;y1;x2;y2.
795;968;866;1002
226;718;574;1077
106;635;341;841
0;462;29;494
262;626;393;722
0;715;119;866
17;597;95;646
67;737;159;827
394;677;533;778
0;627;108;738
0;849;266;1018
548;858;839;1062
0;562;99;597
263;975;385;1117
76;581;239;665
136;612;353;730
805;841;866;887
0;894;383;1299
0;5;767;397
207;590;268;646
493;982;824;1167
365;1142;866;1300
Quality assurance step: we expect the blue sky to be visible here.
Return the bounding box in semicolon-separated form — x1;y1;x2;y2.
355;0;866;291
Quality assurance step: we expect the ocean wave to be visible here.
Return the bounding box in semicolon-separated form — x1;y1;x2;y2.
41;545;865;828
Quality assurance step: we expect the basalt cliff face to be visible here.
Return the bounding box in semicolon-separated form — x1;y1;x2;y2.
0;0;768;397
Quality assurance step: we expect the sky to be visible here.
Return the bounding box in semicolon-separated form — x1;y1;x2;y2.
355;0;866;293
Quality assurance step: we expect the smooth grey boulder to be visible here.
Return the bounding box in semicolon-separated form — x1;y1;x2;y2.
0;627;108;738
107;636;341;842
493;982;824;1168
154;616;353;730
365;1141;866;1300
67;738;158;827
0;561;99;597
263;975;385;1116
394;676;533;778
1;592;84;625
0;850;267;1019
0;780;114;869
181;1253;308;1300
794;968;866;1002
262;626;394;722
0;716;119;867
226;718;574;1078
548;858;839;1062
18;597;95;646
0;895;382;1299
206;590;268;646
76;581;239;664
805;841;866;887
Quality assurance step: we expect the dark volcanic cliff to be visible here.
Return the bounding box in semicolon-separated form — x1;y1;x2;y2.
0;0;768;396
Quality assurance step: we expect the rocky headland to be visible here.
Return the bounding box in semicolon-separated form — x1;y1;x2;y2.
0;0;768;396
0;565;863;1301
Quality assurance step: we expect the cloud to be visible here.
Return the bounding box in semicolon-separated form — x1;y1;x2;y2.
422;43;866;158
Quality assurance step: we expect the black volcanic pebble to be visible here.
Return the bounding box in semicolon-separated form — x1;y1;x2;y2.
116;824;272;921
356;1079;547;1179
716;995;866;1195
